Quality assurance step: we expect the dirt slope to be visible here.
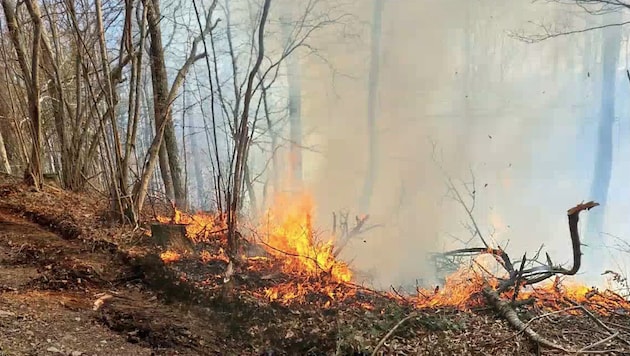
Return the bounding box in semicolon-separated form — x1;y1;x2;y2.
0;209;157;355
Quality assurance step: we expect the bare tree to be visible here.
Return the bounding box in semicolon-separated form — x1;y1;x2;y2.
132;0;219;219
226;0;272;262
0;129;11;174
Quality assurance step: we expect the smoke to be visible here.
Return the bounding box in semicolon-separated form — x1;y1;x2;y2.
158;0;630;289
292;0;630;288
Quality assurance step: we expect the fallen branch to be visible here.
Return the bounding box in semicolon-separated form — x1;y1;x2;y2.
498;201;599;290
480;201;601;352
482;287;570;352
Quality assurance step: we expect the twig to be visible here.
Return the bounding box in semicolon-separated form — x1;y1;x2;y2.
578;332;619;353
511;253;527;302
565;298;630;348
371;312;418;356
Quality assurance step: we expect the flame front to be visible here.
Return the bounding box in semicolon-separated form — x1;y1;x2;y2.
259;191;352;283
153;198;630;314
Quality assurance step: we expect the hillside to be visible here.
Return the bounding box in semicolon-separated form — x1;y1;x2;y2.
0;176;629;355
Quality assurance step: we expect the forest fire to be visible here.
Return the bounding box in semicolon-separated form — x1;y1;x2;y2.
153;197;629;320
258;191;352;283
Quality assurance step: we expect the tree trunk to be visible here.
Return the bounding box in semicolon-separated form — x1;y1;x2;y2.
227;0;272;261
585;11;621;274
244;162;258;216
190;130;206;209
359;0;384;211
0;129;11;174
145;0;186;207
134;0;216;218
280;17;302;191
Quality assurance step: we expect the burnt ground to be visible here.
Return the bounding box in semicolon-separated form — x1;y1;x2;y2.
1;177;630;355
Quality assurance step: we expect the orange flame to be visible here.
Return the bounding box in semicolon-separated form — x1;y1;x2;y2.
160;250;181;263
414;254;500;309
259;191;352;283
410;255;630;314
156;209;226;243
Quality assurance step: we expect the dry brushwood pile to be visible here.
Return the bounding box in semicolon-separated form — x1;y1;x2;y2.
1;178;630;355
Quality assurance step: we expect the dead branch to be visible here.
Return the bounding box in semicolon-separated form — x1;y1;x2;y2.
477;202;601;353
482;287;570;352
510;20;630;44
441;247;515;275
579;332;619;353
333;214;381;257
511;253;527;303
497;201;599;290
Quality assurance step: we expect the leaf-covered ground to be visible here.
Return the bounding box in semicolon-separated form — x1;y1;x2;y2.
1;175;629;355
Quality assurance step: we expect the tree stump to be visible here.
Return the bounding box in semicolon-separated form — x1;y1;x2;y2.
150;223;194;254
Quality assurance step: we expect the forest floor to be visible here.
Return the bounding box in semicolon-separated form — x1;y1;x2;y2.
0;174;629;355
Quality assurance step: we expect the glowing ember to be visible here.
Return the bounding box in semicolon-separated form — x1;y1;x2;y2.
414;255;499;309
156;208;226;243
160;250;181;263
259;191;352;283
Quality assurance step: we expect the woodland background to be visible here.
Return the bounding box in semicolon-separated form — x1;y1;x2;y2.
0;0;629;288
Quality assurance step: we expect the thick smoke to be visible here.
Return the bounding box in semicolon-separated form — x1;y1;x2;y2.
293;0;630;288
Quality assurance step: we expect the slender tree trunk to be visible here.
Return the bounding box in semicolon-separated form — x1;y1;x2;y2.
258;71;278;200
280;17;302;191
190;130;206;209
134;0;216;217
1;0;39;186
359;0;384;211
244;162;258;216
145;0;185;207
227;0;272;261
585;12;621;274
0;129;11;174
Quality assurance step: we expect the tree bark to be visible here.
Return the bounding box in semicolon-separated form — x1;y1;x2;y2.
5;0;44;189
0;129;11;174
145;0;185;207
359;0;384;211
